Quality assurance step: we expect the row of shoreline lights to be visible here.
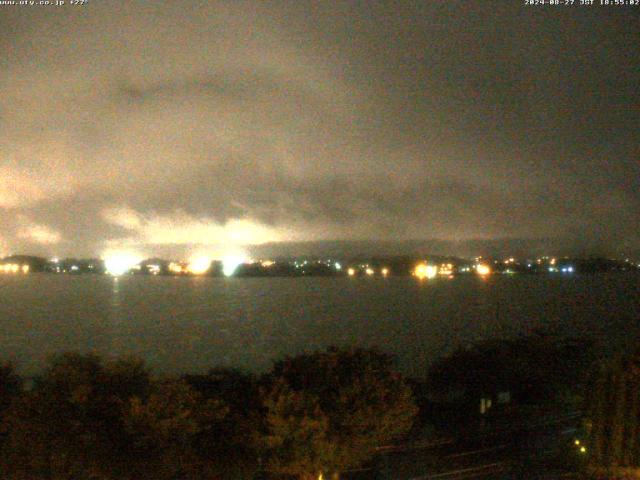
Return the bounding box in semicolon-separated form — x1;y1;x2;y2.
102;254;495;279
347;267;390;277
345;263;492;278
0;263;30;274
104;253;247;277
2;258;575;277
413;262;491;279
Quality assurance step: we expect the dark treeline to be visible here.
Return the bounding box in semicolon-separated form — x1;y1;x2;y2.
1;336;638;479
427;332;597;407
1;254;638;276
0;348;416;480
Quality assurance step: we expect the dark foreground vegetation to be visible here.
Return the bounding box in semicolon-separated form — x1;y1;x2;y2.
423;332;640;480
0;334;639;479
0;348;416;480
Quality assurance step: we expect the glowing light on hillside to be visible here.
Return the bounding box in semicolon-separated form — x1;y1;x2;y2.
414;263;437;280
222;255;246;277
188;256;212;275
104;252;141;276
347;268;356;276
169;262;185;274
365;268;374;275
0;263;29;274
439;263;453;275
476;264;491;276
261;260;275;267
381;268;389;276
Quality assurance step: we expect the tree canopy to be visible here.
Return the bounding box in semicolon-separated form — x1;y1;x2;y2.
427;332;596;405
259;347;418;479
0;348;417;480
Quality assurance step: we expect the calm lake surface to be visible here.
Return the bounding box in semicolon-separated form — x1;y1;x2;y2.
1;273;639;377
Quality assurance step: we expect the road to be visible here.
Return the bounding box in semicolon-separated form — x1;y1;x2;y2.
345;411;584;479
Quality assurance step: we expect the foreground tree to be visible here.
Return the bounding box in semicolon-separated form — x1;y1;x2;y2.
0;354;238;480
123;379;228;479
185;368;262;479
0;352;152;479
427;332;596;406
259;347;417;479
0;362;20;418
586;351;640;472
0;349;417;479
0;363;21;454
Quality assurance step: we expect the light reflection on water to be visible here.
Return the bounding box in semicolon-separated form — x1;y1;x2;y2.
0;273;638;377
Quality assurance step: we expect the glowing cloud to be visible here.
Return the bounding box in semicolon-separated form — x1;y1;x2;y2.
0;166;47;208
101;208;282;246
18;224;62;245
101;207;143;230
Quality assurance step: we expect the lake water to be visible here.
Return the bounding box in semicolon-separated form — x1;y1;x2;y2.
1;273;639;377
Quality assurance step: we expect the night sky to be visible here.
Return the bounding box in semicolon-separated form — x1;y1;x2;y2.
1;1;638;260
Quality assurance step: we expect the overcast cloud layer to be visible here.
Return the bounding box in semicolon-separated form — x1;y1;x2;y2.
1;1;638;259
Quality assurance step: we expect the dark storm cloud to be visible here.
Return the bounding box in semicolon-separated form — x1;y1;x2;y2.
0;0;638;258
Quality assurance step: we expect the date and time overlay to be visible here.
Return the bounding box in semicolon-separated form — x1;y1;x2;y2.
0;0;86;6
0;0;638;6
525;0;639;5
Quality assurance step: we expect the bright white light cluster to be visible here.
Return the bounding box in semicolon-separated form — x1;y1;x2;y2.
222;255;247;277
413;263;438;279
188;256;212;275
104;252;141;276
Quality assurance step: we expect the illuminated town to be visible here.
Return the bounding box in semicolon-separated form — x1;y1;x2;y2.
0;253;637;278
